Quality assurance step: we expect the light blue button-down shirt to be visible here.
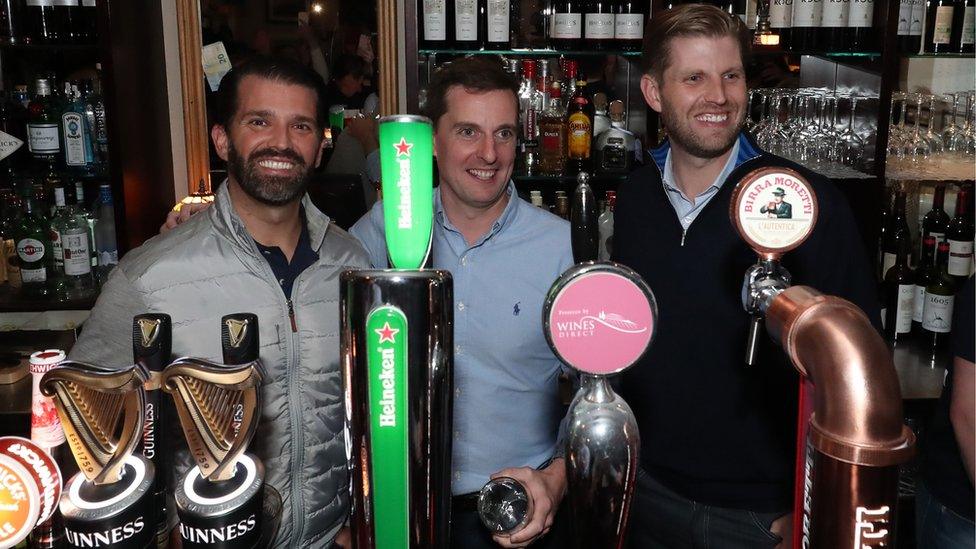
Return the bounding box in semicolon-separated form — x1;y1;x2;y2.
350;183;574;494
661;140;740;230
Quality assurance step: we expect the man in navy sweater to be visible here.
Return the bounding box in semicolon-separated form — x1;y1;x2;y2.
612;5;879;548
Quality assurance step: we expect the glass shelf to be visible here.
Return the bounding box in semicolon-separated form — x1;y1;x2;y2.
0;43;97;52
904;52;976;59
754;49;882;58
514;173;630;184
419;48;641;58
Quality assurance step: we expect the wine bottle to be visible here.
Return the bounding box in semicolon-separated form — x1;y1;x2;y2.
584;0;615;50
551;0;584;50
484;0;509;49
951;0;975;52
921;241;956;351
769;0;794;48
420;0;451;49
899;0;919;52
454;0;483;49
847;0;875;51
52;0;78;44
789;0;823;51
882;190;911;280
24;0;58;44
883;238;915;342
921;184;951;255
913;235;938;334
0;0;22;44
925;0;956;53
821;0;849;51
946;185;974;283
615;0;645;51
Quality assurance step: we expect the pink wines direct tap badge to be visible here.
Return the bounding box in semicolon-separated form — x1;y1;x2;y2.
734;168;818;253
547;270;655;375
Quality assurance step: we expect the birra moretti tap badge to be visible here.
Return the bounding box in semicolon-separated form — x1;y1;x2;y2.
0;437;62;549
733;167;818;254
365;305;409;548
546;265;657;376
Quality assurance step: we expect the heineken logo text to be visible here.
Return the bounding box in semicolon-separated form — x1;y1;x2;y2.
378;348;397;427
393;137;415;230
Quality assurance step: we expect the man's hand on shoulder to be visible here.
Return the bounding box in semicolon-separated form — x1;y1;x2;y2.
490;458;566;548
160;202;212;234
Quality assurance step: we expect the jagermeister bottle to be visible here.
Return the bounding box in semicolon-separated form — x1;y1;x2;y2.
16;185;53;297
883;238;915;343
921;241;956;351
913;235;939;334
565;79;593;175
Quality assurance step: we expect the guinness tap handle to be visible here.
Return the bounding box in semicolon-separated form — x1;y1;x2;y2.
221;313;260;365
133;314;172;374
571;171;600;263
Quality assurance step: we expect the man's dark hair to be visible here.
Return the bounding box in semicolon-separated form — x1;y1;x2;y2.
421;56;519;128
215;56;329;131
332;54;368;82
642;4;751;81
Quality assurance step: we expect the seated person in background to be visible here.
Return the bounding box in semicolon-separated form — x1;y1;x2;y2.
323;54;372;113
916;277;975;549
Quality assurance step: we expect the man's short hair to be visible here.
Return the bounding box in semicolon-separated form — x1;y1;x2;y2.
332;54;368;82
215;56;329;131
642;4;751;81
422;55;519;129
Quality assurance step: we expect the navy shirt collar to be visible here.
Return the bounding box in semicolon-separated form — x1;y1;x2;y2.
253;207;318;299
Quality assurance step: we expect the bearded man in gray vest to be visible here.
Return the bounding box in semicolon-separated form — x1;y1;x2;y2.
69;57;369;548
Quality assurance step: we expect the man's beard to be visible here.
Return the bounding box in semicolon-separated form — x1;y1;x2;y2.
660;100;743;159
227;142;312;206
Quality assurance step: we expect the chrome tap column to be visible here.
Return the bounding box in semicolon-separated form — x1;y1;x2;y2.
730;167;915;548
342;115;454;549
545;172;657;549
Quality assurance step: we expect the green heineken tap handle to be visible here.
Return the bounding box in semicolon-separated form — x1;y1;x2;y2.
378;115;435;270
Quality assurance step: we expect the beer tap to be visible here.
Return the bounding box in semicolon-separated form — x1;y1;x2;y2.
570;171;600;263
730;167;914;548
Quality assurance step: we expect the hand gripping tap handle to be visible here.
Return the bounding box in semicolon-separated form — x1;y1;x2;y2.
221;313;260;365
132;313;172;541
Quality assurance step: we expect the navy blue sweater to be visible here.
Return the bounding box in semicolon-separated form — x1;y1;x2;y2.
612;133;880;512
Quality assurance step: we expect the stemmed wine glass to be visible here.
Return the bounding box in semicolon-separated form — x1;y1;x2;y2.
837;94;865;169
942;93;964;153
887;92;908;160
907;93;932;162
948;92;975;155
923;94;946;155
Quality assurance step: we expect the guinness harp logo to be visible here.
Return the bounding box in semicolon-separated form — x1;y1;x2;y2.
137;318;161;347
226;319;249;349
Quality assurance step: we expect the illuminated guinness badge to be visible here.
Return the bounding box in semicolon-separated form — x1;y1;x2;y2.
137;318;161;347
225;318;249;349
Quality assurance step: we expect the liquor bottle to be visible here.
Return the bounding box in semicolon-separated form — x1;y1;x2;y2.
28;349;74;549
913;235;938;334
921;241;955;351
529;189;544;207
921;184;951;255
770;0;793;48
27;78;62;165
562;59;579;106
0;0;21;44
821;0;849;52
454;0;483;49
847;0;875;51
554;193;570;219
16;186;52;297
882;238;915;343
484;0;509;49
925;0;956;53
0;190;21;288
551;0;584;50
882;190;911;279
518;60;542;175
49;183;67;284
951;0;975;52
592;92;610;138
598;190;615;260
53;0;78;43
946;185;974;283
538;82;567;176
93;183;117;279
78;0;95;43
565;79;594;174
62;82;95;173
789;0;823;50
420;0;451;49
0;91;29;188
24;0;59;44
54;184;93;298
594;99;636;175
615;0;645;51
81;77;108;167
74;180;96;268
584;0;615;50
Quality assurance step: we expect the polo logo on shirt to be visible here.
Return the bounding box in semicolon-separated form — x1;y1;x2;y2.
513;302;520;316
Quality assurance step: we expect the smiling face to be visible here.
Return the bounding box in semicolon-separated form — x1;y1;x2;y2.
641;34;747;160
212;75;324;206
433;85;518;213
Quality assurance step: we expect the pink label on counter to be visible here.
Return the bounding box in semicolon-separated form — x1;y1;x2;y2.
547;271;654;375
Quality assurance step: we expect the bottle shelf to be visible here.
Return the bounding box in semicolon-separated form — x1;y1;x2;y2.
514;173;630;185
0;284;97;313
904;52;976;59
419;48;641;58
0;43;98;53
752;48;882;59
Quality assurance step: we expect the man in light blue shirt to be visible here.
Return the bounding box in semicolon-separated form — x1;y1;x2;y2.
350;56;574;549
